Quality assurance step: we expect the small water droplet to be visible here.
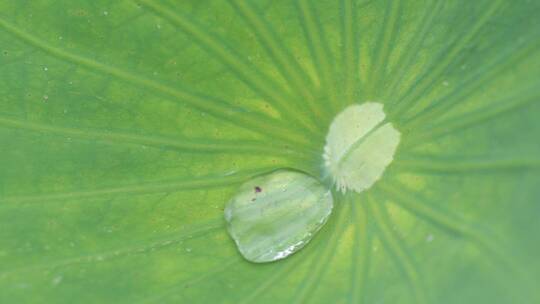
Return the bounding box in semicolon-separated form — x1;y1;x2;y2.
426;234;434;242
224;170;333;263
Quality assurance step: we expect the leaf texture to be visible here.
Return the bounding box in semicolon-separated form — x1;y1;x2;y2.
0;0;539;303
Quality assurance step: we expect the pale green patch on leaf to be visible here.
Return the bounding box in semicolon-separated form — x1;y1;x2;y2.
324;103;400;193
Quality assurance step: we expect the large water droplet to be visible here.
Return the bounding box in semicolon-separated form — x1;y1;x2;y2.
224;169;333;263
324;102;400;193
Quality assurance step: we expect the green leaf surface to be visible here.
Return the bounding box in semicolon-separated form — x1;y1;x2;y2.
1;0;539;303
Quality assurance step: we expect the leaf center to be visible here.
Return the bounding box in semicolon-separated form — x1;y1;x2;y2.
323;102;401;193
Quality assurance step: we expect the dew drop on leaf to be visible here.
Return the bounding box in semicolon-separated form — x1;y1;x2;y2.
224;169;333;263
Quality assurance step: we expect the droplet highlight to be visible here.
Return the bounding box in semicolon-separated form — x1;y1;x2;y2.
224;169;333;263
